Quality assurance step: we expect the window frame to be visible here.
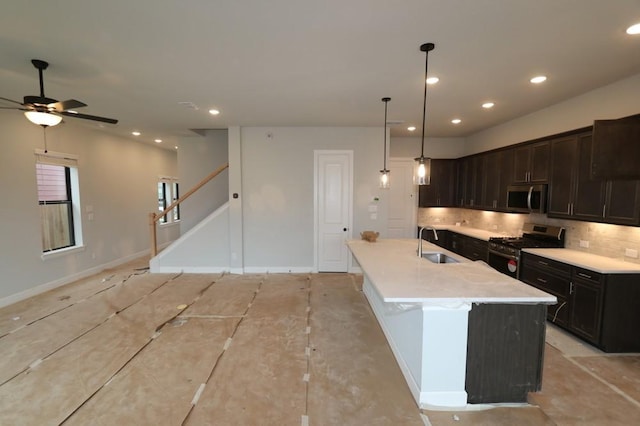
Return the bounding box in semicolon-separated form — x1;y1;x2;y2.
157;176;180;225
35;149;84;259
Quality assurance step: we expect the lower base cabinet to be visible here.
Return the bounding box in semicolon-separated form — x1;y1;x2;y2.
418;229;487;262
521;252;640;352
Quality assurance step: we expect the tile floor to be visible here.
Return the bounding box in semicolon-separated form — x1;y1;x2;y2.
0;259;638;425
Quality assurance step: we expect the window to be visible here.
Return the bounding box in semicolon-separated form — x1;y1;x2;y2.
35;150;82;253
158;177;180;224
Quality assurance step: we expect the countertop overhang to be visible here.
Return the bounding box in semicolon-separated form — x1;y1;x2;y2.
348;239;556;305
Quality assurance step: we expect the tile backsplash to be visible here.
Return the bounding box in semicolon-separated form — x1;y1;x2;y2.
418;208;640;264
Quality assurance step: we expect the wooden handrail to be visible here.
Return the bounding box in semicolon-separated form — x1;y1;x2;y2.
149;162;229;257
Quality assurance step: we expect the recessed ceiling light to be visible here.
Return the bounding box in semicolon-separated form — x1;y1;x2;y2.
530;75;547;84
627;23;640;35
154;139;162;143
174;146;178;150
407;126;416;132
132;131;141;136
451;118;462;124
482;102;495;109
209;109;220;115
426;77;439;85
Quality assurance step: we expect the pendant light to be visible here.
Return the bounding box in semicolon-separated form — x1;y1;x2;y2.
380;97;391;189
415;42;435;186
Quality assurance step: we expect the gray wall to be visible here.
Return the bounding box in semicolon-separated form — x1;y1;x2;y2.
240;127;388;269
177;129;229;233
0;113;178;302
390;136;466;159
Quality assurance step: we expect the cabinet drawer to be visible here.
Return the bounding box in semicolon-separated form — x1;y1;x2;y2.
523;254;571;277
521;266;570;298
573;267;602;286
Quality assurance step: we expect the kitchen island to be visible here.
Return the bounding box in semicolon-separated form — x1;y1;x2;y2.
347;239;556;408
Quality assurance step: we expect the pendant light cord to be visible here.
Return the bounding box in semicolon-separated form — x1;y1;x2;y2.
420;46;429;159
383;98;388;170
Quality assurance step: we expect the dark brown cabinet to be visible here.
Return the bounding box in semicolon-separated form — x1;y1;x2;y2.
513;141;549;183
521;252;640;352
456;155;486;209
418;159;457;207
548;132;640;225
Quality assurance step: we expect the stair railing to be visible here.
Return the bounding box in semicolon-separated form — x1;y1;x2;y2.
149;162;229;257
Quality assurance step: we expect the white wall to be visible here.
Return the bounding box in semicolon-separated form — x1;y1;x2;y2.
240;127;388;270
0;113;178;302
465;72;640;155
390;136;466;159
177;129;229;233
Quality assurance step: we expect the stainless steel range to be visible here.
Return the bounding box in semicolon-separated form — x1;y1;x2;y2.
488;223;565;279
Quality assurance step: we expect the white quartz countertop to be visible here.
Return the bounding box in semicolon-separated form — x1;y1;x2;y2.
348;239;556;305
417;224;511;241
523;248;640;274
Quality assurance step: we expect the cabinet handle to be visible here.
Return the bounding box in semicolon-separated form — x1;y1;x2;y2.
577;272;592;279
567;203;571;215
538;260;549;266
537;277;547;284
570;282;574;295
602;204;606;218
571;203;574;215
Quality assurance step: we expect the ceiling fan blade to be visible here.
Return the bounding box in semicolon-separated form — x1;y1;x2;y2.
48;99;87;112
61;110;118;124
0;96;25;106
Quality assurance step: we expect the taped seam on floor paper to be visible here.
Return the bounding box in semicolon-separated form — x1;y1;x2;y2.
29;359;42;369
9;325;26;334
306;306;311;313
104;376;115;387
305;326;311;334
223;338;232;351
301;415;309;426
305;347;310;357
191;383;206;405
151;331;162;339
303;373;310;382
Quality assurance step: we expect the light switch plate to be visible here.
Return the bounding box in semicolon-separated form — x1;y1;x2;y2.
579;240;589;248
625;248;638;258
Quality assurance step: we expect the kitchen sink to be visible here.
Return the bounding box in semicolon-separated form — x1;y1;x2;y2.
421;252;459;264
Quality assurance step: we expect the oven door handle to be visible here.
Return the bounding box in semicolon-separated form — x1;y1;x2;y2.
488;249;518;261
527;186;533;211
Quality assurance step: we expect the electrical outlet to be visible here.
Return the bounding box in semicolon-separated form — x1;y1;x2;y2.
625;248;638;258
579;240;590;248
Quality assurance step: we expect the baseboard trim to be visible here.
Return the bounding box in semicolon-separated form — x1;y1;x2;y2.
0;248;151;308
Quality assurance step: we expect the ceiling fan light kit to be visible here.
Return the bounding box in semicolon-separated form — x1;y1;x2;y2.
24;110;62;127
0;59;118;128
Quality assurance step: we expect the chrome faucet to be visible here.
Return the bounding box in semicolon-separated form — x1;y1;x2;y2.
417;226;438;257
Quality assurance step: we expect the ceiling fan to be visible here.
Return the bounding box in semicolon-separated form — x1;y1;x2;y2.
0;59;118;127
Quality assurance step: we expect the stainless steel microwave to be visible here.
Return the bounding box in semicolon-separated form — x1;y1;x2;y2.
506;184;547;213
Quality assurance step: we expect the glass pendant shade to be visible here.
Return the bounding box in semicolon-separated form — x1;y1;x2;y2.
415;157;431;186
24;111;62;127
380;169;390;189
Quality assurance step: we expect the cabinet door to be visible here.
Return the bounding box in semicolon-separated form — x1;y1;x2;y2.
438;160;457;206
572;133;606;221
548;136;577;217
530;142;550;183
456;158;469;207
569;278;603;344
484;152;501;209
513;146;531;183
473;155;487;208
497;149;514;210
605;180;640;225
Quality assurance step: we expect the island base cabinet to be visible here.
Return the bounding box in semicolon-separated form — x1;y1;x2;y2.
465;303;547;403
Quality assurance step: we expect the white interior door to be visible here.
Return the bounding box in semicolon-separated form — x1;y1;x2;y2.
315;151;353;272
387;158;417;238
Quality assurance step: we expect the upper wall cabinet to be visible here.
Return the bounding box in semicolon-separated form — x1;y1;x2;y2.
513;141;550;184
548;132;640;225
418;159;457;207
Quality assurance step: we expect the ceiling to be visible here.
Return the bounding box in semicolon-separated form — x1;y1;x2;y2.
1;1;640;148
